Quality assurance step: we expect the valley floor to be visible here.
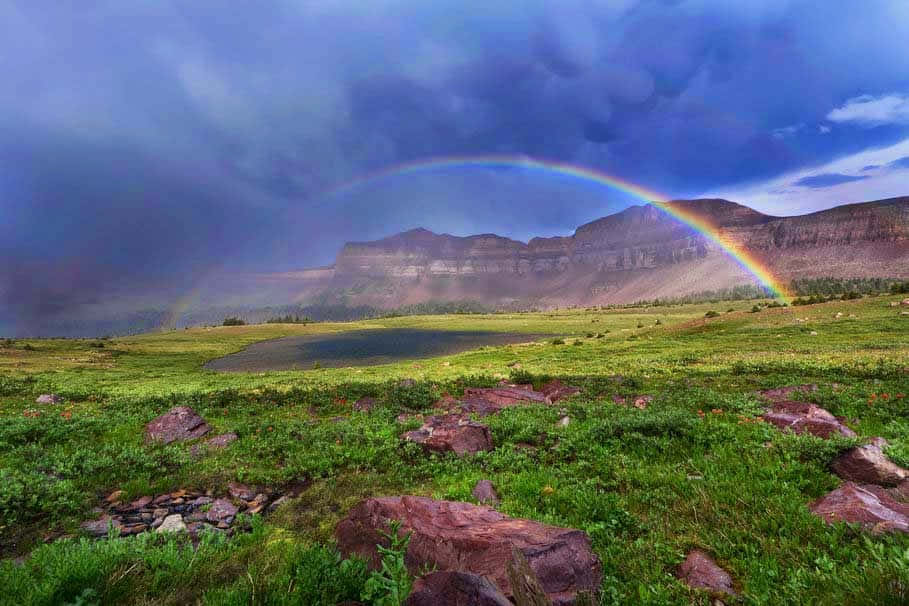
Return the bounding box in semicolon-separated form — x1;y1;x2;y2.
1;297;907;605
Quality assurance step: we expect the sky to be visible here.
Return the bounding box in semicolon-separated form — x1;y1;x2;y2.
2;0;909;333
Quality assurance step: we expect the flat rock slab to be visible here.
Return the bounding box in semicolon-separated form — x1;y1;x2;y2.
831;439;908;486
336;496;601;605
464;387;549;407
406;571;511;606
761;401;856;438
810;482;909;534
677;549;736;597
146;406;211;444
404;415;493;455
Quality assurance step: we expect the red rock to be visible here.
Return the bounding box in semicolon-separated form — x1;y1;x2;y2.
81;516;122;537
433;395;461;411
809;482;909;534
761;401;856;438
472;480;500;505
406;571;511;606
228;482;257;501
677;549;736;596
336;496;601;605
129;496;153;510
119;523;148;536
633;395;652;410
612;395;626;406
757;384;818;402
353;397;379;412
831;439;908;486
206;498;239;524
403;415;494;456
540;380;581;403
145;407;211;444
105;490;123;504
35;394;62;404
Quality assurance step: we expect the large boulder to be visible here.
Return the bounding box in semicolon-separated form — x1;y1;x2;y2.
405;571;511;606
336;496;601;605
831;438;909;487
760;401;855;438
403;415;493;456
676;549;736;597
146;407;211;444
809;482;909;534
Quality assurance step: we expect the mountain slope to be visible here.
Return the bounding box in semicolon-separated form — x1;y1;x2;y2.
294;197;909;306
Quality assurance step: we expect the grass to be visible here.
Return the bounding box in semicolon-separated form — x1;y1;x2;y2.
0;296;907;604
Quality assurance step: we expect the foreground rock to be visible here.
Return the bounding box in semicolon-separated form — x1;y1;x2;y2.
831;438;908;486
146;407;211;444
35;394;63;404
809;482;909;534
761;401;856;438
403;415;493;455
406;572;511;606
677;550;736;598
336;496;601;605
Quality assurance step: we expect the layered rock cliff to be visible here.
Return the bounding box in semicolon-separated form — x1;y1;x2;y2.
313;197;909;306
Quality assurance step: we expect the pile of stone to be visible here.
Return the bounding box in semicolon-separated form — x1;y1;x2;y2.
403;380;580;455
757;385;909;534
80;482;291;540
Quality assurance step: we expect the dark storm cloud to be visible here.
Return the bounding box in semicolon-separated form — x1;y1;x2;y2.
2;0;909;333
793;173;870;188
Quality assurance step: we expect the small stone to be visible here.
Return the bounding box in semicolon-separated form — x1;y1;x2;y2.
206;498;238;524
228;482;257;501
559;416;571;427
156;514;187;533
353;397;378;412
472;480;500;505
145;407;211;444
633;395;653;409
105;490;124;504
677;549;736;597
129;496;153;510
191;496;213;508
81;516;121;537
36;394;62;404
120;523;148;536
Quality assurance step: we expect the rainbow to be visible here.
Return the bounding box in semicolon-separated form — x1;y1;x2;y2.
320;154;791;300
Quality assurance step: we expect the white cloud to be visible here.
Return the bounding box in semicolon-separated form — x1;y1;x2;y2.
705;137;909;215
771;123;804;139
826;93;909;127
818;124;831;134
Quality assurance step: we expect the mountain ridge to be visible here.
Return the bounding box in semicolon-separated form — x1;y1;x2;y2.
284;197;909;307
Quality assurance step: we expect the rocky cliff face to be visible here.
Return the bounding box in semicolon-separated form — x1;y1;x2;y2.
321;197;909;305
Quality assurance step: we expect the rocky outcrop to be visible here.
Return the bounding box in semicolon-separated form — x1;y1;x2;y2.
336;496;602;605
831;438;909;486
809;482;909;534
145;407;211;444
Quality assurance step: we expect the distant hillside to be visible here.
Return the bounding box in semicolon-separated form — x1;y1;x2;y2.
285;197;909;308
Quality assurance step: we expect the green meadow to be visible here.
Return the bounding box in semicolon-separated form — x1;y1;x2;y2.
1;296;907;605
